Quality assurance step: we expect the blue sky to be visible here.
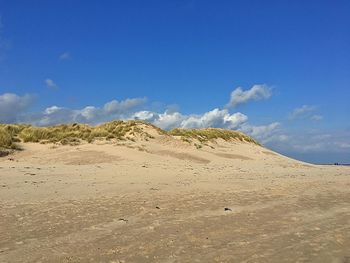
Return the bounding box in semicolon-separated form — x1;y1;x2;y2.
0;0;349;163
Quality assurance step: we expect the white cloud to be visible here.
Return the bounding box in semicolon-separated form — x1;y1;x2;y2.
154;112;185;130
59;52;71;60
0;93;34;123
44;106;62;115
226;84;272;108
78;106;100;121
240;122;281;144
134;110;186;130
133;108;248;131
30;106;78;126
181;109;247;129
104;98;147;114
45;79;58;90
133;111;159;122
311;115;323;121
289;105;317;120
134;111;184;130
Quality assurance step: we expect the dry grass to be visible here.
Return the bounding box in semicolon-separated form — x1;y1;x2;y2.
0;121;260;155
0;120;163;148
0;128;14;149
0;125;25;155
169;128;260;145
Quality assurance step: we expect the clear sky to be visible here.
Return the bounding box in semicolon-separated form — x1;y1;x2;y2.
0;0;349;164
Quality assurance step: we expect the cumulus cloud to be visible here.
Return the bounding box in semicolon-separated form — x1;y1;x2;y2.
133;111;159;122
45;79;58;90
226;84;272;108
133;108;248;131
0;93;34;123
104;98;147;114
134;111;183;130
153;111;185;130
181;109;247;129
59;52;71;60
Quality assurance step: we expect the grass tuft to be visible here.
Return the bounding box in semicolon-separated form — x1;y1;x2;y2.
0;125;23;155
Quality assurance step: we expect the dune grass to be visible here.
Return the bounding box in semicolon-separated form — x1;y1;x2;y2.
0;121;260;155
169;128;260;145
0;120;162;149
0;125;25;155
0;127;15;149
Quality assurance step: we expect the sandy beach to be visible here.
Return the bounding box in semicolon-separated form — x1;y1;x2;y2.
1;127;349;263
2;2;349;261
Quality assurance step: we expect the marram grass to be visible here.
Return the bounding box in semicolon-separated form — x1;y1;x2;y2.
169;128;260;145
0;120;162;151
0;120;260;154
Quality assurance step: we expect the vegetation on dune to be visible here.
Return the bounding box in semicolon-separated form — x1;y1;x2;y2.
0;121;260;155
0;125;24;155
0;120;163;149
169;128;260;145
0;127;15;149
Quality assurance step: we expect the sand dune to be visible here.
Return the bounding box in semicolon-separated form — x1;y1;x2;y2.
0;123;349;262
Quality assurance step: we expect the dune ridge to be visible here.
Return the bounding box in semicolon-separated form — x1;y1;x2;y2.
0;120;259;156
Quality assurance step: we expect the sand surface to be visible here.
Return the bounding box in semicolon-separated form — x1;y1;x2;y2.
1;137;350;262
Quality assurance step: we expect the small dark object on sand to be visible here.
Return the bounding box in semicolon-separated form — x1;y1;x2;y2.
156;206;160;209
224;207;232;211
